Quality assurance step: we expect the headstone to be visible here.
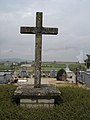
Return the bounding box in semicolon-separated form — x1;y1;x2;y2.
0;72;12;84
84;72;90;87
84;68;90;87
50;68;57;78
14;12;61;108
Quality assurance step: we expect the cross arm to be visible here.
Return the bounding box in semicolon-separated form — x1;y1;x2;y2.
20;27;36;34
20;26;58;35
42;27;58;35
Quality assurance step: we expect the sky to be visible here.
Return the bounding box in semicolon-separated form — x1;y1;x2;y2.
0;0;90;62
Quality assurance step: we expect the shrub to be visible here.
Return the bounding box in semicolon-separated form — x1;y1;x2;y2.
56;69;66;80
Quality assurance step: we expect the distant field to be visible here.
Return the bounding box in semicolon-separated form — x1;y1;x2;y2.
0;62;84;73
41;63;79;72
0;64;12;70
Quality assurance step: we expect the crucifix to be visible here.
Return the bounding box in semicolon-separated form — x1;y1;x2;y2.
20;12;58;88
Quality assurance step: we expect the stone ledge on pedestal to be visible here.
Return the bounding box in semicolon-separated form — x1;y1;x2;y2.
14;84;61;108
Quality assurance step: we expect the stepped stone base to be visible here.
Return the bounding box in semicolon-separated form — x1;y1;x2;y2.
14;84;61;108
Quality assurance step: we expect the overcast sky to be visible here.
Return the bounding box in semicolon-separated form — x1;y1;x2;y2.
0;0;90;62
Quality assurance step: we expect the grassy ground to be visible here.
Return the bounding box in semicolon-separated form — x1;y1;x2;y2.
0;84;90;120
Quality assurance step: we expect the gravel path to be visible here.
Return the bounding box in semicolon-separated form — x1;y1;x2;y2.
17;74;76;85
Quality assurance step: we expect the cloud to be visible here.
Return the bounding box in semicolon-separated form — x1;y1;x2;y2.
0;0;90;61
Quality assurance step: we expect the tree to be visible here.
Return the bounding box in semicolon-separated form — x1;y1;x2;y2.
84;54;90;69
56;69;66;81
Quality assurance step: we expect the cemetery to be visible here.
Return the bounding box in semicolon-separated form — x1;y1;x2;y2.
0;8;90;119
13;12;90;109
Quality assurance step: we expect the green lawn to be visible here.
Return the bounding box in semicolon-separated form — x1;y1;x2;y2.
0;85;90;120
0;64;12;70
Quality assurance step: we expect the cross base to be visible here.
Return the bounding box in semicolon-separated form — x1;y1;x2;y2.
14;84;61;108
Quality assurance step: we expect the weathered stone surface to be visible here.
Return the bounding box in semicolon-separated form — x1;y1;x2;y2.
14;84;61;99
20;27;36;34
20;98;55;108
20;103;54;108
42;27;58;35
20;12;58;88
20;27;58;35
14;84;61;108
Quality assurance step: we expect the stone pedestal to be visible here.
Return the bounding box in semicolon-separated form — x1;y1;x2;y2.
14;84;61;108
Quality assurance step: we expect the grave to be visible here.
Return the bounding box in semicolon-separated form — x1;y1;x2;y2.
14;12;61;108
50;68;57;78
0;71;12;84
75;68;90;87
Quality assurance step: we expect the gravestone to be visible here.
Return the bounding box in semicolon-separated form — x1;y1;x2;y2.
50;68;57;78
14;12;61;108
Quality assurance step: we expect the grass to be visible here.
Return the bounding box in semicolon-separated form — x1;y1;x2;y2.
0;62;79;72
0;84;90;120
0;64;12;70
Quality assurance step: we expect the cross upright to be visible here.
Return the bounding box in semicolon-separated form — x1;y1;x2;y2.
20;12;58;88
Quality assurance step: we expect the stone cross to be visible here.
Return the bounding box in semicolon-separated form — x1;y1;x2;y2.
20;12;58;88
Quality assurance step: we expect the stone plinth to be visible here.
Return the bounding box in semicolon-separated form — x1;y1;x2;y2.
14;84;61;108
